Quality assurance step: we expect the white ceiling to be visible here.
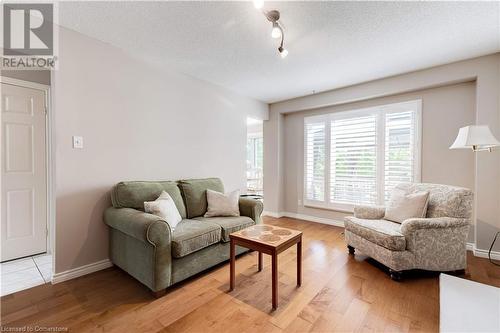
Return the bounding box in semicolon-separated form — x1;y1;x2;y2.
59;1;500;103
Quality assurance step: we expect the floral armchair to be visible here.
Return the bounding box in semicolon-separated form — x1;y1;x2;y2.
344;183;473;281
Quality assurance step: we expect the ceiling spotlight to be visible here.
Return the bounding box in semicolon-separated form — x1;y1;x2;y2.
271;22;282;39
253;0;264;9
278;46;288;58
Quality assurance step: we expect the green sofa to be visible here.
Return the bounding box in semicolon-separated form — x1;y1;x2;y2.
104;178;263;294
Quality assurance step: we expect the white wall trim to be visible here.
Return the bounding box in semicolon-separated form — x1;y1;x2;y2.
51;259;113;284
282;212;344;227
262;211;285;218
469;244;500;261
0;76;50;91
263;211;344;227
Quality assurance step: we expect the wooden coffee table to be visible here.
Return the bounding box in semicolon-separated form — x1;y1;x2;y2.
229;224;302;310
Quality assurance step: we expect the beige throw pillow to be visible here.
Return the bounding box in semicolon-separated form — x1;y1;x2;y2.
205;189;240;217
144;191;182;230
384;189;430;223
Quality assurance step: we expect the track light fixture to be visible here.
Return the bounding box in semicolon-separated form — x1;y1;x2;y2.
278;46;288;58
253;1;288;58
271;22;282;39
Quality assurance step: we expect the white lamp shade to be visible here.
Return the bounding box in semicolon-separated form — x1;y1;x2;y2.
449;125;500;150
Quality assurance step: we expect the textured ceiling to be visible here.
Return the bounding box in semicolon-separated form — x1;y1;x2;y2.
59;1;500;103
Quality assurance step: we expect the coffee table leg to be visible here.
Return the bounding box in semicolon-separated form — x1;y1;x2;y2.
297;238;302;287
230;239;235;291
272;252;278;310
258;252;263;272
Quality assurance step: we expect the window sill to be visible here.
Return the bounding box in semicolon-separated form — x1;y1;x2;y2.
303;202;354;214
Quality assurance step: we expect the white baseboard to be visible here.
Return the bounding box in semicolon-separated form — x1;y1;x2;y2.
263;211;344;227
281;212;344;228
469;244;500;261
466;242;500;260
52;259;113;284
262;211;285;218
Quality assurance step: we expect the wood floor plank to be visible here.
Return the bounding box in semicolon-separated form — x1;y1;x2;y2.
2;217;499;332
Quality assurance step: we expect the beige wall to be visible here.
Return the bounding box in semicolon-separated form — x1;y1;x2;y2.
53;28;268;273
282;82;476;241
265;54;500;252
263;109;285;214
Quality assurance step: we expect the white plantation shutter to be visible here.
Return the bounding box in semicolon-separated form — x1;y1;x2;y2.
330;115;378;206
384;110;418;201
305;120;326;202
303;100;421;211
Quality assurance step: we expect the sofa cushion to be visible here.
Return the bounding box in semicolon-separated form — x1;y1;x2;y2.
344;217;406;251
111;181;187;218
194;216;255;242
178;178;224;218
144;191;182;230
205;189;240;217
172;219;221;258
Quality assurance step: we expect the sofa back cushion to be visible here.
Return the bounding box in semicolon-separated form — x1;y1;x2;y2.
179;178;224;218
393;183;473;219
111;181;187;219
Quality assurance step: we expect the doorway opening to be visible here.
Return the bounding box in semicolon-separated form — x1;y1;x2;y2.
246;118;263;198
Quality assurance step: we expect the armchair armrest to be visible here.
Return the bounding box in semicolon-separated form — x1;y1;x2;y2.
353;205;385;219
104;207;172;247
401;217;470;270
400;217;469;236
239;198;264;224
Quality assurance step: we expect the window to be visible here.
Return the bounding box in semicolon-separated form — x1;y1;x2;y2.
304;100;421;211
247;136;263;195
305;122;326;201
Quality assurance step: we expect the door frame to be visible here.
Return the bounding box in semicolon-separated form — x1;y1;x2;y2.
0;76;54;275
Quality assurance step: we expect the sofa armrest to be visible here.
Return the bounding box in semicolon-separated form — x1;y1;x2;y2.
353;205;385;219
239;198;264;224
104;207;172;247
104;207;173;292
400;217;469;236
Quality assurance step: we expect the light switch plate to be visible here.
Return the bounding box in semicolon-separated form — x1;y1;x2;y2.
73;136;83;149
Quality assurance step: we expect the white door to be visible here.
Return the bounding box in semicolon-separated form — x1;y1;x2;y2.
1;82;47;261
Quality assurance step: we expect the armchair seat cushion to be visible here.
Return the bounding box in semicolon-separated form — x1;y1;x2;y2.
194;216;255;242
344;217;406;251
172;219;221;258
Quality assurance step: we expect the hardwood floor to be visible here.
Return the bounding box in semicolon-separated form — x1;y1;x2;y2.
1;217;499;332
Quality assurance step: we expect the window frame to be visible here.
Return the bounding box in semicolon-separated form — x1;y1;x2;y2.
247;133;264;195
247;135;263;169
303;99;422;212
